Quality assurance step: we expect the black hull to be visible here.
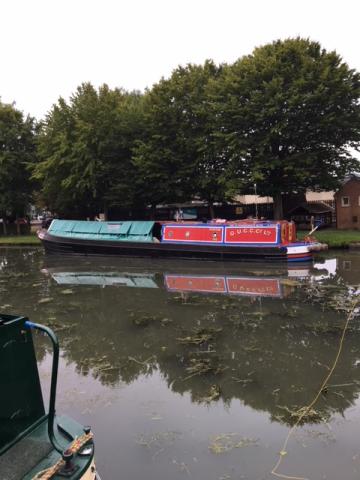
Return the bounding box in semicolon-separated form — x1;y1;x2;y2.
39;231;288;263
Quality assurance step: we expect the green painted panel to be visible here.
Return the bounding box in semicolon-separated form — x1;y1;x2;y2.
129;221;154;236
119;222;132;235
98;223;123;235
0;315;45;454
72;221;102;234
49;219;75;234
128;235;152;242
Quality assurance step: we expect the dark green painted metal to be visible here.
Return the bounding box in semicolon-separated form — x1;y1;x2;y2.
0;314;96;479
26;321;63;453
0;315;45;455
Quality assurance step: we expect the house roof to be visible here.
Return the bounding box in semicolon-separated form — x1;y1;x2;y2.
234;191;334;205
305;191;334;202
334;173;360;196
234;195;274;205
343;173;360;184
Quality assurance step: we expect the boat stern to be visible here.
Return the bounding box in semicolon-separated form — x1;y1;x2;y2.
21;415;100;480
0;314;101;480
286;241;328;262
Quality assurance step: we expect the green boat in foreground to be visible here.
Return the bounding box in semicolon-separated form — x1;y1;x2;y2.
0;314;101;480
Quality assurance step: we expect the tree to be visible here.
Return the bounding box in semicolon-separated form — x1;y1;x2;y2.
0;101;37;230
210;38;360;218
34;83;145;218
133;61;225;215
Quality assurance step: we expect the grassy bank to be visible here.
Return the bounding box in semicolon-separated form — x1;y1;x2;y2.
298;229;360;248
0;235;41;245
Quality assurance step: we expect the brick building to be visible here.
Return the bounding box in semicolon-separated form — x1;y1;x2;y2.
335;173;360;230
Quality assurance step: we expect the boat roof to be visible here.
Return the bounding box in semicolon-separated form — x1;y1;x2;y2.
48;219;155;242
161;219;287;226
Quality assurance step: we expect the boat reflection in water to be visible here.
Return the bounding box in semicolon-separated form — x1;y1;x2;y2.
42;257;332;299
49;271;159;289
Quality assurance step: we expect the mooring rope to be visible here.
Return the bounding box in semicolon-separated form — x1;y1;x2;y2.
31;431;94;480
271;292;359;480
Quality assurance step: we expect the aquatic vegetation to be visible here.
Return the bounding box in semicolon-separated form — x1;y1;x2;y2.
184;357;226;380
131;312;172;327
60;289;74;295
209;433;259;454
38;297;53;304
193;384;221;403
177;326;222;345
280;279;300;287
276;405;329;425
135;430;183;451
131;313;158;327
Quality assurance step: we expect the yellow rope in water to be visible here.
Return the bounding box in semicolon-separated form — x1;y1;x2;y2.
271;293;360;480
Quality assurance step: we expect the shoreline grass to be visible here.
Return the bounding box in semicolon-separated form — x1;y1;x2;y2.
298;229;360;248
0;235;41;245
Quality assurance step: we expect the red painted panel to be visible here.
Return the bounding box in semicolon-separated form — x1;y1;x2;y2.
226;277;281;297
163;225;223;243
165;275;226;293
225;226;278;244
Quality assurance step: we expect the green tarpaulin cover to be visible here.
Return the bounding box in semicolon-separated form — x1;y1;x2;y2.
48;220;155;242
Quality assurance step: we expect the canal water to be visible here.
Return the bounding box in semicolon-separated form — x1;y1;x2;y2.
1;248;360;480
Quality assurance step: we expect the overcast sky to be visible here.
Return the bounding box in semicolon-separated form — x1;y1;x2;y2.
1;0;359;120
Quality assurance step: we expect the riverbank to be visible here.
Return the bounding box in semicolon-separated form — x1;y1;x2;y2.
0;229;358;248
0;235;41;245
298;229;360;248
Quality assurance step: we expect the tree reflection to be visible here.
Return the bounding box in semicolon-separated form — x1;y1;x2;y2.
0;248;359;427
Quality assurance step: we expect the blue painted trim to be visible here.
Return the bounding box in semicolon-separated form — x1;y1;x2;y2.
165;274;227;293
287;256;312;262
161;224;282;246
225;277;282;297
165;274;283;297
164;223;224;228
161;224;224;244
25;320;36;328
165;273;226;280
160;240;282;247
224;225;280;245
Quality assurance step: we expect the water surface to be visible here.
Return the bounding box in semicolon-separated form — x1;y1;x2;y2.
1;248;360;480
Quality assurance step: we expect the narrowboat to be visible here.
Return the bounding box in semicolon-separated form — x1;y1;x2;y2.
0;313;100;480
38;219;327;262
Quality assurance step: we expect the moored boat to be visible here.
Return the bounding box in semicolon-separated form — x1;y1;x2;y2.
0;313;101;480
38;219;327;262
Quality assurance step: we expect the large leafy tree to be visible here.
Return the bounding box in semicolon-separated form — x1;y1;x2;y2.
0;101;37;224
210;38;360;218
34;83;145;218
133;61;225;214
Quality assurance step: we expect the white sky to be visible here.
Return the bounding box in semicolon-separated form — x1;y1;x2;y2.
1;0;360;120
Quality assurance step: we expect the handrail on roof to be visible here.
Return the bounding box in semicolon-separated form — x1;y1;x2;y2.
25;321;63;453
